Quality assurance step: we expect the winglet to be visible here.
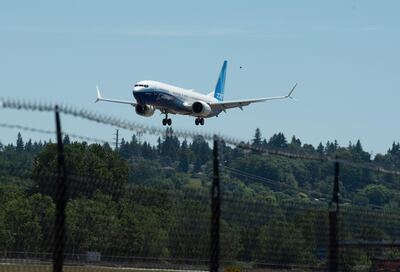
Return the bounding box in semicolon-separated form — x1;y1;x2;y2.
286;83;297;99
95;86;102;103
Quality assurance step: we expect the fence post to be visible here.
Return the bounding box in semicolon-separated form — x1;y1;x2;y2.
329;159;340;272
53;105;67;272
210;136;221;272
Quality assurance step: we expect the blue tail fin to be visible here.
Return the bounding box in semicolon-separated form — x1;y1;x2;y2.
214;60;227;101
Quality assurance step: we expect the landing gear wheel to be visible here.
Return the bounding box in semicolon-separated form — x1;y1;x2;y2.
200;118;204;126
167;118;172;126
195;118;199;126
162;119;167;126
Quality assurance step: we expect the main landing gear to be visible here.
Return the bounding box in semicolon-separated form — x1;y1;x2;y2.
162;113;172;126
195;117;205;126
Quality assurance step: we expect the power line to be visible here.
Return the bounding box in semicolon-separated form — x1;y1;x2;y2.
0;123;109;144
222;165;334;201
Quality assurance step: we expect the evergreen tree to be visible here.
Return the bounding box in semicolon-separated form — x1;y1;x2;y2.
33;140;43;153
25;139;33;152
268;133;287;149
190;136;210;165
160;128;180;162
389;142;400;156
102;142;111;150
290;136;302;147
325;141;337;155
119;138;131;159
177;140;190;172
317;143;324;156
252;128;262;146
63;135;71;145
16;132;24;152
142;142;156;159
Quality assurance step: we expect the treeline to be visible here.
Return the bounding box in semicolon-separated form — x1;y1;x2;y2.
1;129;400;267
2;129;400;206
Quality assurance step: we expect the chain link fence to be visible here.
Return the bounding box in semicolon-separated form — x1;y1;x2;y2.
1;99;400;272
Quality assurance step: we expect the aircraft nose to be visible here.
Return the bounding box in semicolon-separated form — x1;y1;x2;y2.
133;85;145;92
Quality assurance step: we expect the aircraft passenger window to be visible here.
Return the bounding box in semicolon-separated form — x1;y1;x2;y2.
144;85;149;88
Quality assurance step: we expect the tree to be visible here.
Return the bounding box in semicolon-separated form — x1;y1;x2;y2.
25;139;33;152
255;219;307;264
190;136;210;166
252;128;262;147
16;132;24;152
66;192;120;253
268;133;287;149
63;135;70;145
32;142;128;199
317;142;324;156
177;140;190;172
290;136;301;147
168;199;209;260
3;193;54;252
160;128;180;162
141;141;156;159
128;159;162;185
355;184;391;207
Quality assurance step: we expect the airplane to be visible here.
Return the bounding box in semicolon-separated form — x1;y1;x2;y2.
95;60;297;126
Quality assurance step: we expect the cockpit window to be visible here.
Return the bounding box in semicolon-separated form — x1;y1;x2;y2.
134;84;149;88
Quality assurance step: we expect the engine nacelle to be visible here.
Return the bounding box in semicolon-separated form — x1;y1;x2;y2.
135;104;155;117
192;101;212;117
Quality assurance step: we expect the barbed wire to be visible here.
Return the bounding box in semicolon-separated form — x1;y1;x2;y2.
0;123;109;144
0;97;238;144
1;97;400;176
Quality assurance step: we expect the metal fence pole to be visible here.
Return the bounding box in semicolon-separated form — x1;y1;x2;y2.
53;105;67;272
210;136;221;272
329;159;340;272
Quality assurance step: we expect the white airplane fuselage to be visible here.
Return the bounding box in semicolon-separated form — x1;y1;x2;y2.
132;80;219;118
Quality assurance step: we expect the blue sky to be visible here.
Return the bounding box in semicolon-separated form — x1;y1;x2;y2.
0;1;399;154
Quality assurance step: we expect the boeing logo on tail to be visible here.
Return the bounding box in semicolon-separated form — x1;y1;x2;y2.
95;60;297;126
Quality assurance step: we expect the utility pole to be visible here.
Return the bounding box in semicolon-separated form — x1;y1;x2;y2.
113;129;119;150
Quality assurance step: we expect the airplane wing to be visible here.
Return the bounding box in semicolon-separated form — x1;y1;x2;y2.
95;86;136;106
209;84;297;111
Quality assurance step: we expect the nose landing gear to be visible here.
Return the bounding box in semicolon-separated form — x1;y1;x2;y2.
195;117;204;126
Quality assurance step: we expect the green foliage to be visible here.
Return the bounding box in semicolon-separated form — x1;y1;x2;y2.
168;198;209;259
2;129;400;268
355;184;392;206
255;219;307;264
3;192;54;252
66;192;120;253
252;128;262;147
32;142;128;199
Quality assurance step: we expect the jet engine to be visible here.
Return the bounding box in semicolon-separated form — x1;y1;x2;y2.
135;104;155;117
192;101;212;117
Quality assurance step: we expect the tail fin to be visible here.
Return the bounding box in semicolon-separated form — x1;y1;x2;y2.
214;60;227;101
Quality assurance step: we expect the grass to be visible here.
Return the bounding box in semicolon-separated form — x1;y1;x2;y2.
0;263;164;272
